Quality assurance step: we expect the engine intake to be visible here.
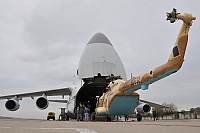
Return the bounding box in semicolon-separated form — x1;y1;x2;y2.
136;103;151;114
5;99;20;111
36;97;49;110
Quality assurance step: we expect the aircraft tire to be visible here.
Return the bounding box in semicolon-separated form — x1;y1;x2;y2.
65;115;69;121
91;112;96;121
106;116;111;122
137;114;142;122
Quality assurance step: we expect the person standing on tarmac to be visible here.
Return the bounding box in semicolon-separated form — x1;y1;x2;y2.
80;106;84;121
152;109;157;121
84;106;90;121
76;107;80;121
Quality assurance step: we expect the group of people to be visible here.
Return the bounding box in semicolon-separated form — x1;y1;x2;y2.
76;103;91;121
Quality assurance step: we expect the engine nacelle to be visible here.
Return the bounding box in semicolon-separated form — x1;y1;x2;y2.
136;103;151;114
5;99;20;111
36;97;49;110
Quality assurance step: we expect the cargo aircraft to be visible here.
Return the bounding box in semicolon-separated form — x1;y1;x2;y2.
0;9;196;121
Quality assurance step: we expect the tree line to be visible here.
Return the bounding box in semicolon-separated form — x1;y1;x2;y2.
152;103;200;119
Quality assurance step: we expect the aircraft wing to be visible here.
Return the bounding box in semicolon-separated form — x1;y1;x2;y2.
140;99;167;108
0;87;72;100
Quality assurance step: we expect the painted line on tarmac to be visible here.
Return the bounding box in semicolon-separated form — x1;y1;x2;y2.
0;127;10;129
24;127;98;133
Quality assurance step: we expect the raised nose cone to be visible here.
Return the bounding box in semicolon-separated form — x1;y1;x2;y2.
78;32;127;80
87;32;112;45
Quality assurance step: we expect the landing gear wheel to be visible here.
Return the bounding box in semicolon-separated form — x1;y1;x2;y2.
91;112;96;121
65;114;69;121
106;116;111;122
136;114;142;122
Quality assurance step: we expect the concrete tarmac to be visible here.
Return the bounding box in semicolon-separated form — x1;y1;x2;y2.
0;118;200;133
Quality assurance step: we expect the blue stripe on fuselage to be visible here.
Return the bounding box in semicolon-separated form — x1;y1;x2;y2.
124;68;180;95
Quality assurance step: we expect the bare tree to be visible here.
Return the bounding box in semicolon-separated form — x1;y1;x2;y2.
162;102;178;119
154;107;164;120
190;107;200;119
190;107;200;114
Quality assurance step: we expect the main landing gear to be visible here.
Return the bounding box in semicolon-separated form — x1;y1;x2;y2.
136;114;142;122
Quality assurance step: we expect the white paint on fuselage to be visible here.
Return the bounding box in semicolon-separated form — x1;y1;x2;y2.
78;33;127;80
66;86;79;113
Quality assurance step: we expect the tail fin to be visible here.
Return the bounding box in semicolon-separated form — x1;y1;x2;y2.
167;11;196;68
118;9;196;94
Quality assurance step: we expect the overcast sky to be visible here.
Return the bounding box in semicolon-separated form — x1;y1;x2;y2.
0;0;199;119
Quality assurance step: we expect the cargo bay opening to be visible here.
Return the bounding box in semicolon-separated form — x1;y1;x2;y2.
76;75;110;113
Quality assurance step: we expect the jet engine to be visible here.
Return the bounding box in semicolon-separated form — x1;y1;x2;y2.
136;103;151;114
5;99;20;111
36;97;49;110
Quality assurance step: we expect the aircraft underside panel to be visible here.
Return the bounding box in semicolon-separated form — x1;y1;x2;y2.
108;96;139;115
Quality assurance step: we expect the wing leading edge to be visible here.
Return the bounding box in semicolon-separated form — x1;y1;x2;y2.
140;99;167;108
0;87;72;100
